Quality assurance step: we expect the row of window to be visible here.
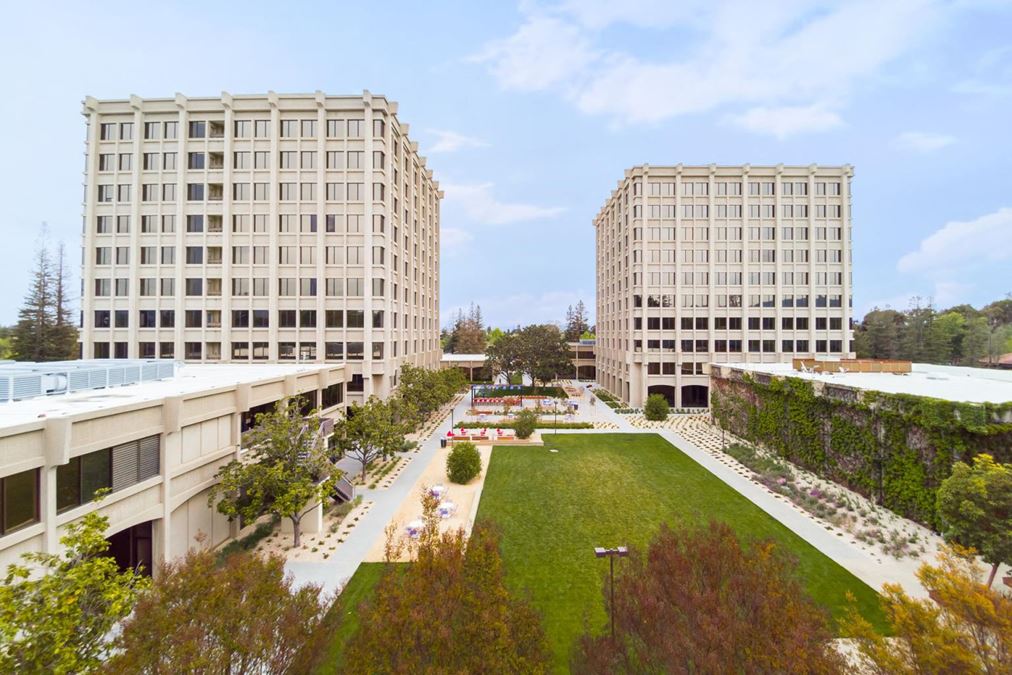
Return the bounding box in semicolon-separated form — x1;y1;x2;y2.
0;435;160;538
91;339;432;362
99;118;386;142
640;181;842;197
96;213;399;235
627;226;845;242
93;308;392;329
94;276;393;298
620;294;848;308
632;248;844;264
624;271;845;286
631;316;845;331
632;204;842;219
95;244;387;266
639;338;845;355
99;150;389;173
97;181;390;204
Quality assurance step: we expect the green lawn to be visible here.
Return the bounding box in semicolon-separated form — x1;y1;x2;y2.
310;563;388;674
475;433;886;671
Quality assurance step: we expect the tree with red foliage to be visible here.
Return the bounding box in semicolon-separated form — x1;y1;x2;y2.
341;492;551;674
571;521;844;674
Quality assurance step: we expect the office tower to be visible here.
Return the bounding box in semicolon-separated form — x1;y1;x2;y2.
80;91;441;401
594;164;853;408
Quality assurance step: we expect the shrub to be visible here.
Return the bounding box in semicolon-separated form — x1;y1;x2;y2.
644;394;670;421
447;442;482;484
514;409;538;439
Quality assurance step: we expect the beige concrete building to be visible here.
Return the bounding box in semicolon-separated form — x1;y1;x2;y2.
595;164;854;408
79;91;441;402
0;359;345;575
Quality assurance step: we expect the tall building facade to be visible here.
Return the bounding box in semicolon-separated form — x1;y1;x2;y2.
595;164;854;408
79;91;441;402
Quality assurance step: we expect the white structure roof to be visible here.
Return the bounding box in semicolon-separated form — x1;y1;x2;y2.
0;362;338;429
440;353;487;362
728;362;1012;404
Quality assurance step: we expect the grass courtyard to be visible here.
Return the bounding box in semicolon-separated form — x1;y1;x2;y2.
475;433;886;670
313;432;885;673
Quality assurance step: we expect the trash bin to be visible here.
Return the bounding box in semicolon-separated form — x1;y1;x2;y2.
440;438;448;448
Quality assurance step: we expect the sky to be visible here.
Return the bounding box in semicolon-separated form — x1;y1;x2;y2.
1;0;1010;329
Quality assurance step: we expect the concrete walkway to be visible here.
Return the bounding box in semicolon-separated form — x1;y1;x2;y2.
290;384;928;599
285;394;472;595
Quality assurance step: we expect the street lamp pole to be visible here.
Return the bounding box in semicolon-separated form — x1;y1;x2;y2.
594;546;628;642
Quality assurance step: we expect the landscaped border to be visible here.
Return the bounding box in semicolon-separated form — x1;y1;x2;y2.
710;369;1012;528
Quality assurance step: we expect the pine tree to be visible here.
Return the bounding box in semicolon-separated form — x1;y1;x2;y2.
11;244;55;361
10;230;79;362
564;300;590;341
51;242;79;359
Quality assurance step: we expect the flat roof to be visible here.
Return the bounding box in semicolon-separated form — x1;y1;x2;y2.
0;363;340;430
724;362;1012;404
441;354;487;362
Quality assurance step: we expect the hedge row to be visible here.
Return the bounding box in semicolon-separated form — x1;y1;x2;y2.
710;372;1012;530
472;385;567;399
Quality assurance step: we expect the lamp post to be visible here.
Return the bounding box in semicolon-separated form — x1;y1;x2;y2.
594;546;628;642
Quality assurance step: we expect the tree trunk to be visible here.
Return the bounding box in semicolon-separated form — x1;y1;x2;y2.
360;458;368;483
987;562;999;588
291;516;301;548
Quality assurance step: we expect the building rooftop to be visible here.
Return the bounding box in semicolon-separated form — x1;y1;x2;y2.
0;361;339;430
440;353;487;362
725;362;1012;404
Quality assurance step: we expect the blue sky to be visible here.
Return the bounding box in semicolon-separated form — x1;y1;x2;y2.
1;0;1010;329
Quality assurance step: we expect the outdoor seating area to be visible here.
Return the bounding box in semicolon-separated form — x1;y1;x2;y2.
404;485;458;539
446;427;515;443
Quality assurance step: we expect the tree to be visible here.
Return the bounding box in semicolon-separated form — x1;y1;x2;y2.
445;304;486;354
341;496;551;674
397;364;464;426
209;397;341;548
517;324;571;386
50;241;79;359
842;545;1011;674
0;509;149;673
447;441;482;484
936;453;1012;587
332;396;407;483
514;408;537;439
486;330;523;384
564;300;590;342
10;229;78;362
486;326;505;346
108;545;330;673
644;393;670;421
854;309;902;360
572;521;843;674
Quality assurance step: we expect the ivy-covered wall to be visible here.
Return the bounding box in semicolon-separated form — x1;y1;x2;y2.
710;372;1012;529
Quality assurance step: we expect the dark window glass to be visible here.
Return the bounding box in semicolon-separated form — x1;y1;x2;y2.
2;469;39;533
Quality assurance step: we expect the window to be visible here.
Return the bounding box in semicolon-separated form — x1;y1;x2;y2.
280;120;298;137
144;121;160;140
56;449;110;513
99;123;116;141
189;121;206;138
326;310;343;328
232;342;250;360
2;468;40;534
187;183;205;201
254;120;270;138
234;120;251;137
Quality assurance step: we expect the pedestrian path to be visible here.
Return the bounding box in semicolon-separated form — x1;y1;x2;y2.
285;394;472;595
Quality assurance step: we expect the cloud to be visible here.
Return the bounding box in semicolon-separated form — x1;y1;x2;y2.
440;226;474;255
469;15;596;91
952;44;1012;97
441;289;593;329
426;129;490;154
897;206;1012;273
441;182;566;225
892;131;956;152
474;0;946;131
725;105;844;139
